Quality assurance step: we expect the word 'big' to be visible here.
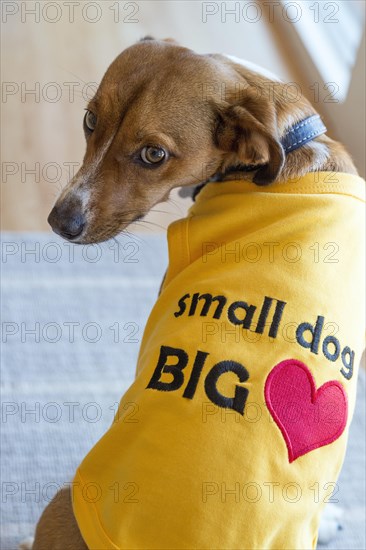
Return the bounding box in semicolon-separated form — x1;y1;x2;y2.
146;345;249;414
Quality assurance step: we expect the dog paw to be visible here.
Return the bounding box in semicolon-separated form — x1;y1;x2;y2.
318;503;343;545
18;536;34;550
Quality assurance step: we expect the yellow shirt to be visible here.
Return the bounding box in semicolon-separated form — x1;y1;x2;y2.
73;172;365;550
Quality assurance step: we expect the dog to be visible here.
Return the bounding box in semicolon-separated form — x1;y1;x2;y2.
28;38;365;549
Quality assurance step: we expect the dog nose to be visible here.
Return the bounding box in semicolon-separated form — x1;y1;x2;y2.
48;205;85;240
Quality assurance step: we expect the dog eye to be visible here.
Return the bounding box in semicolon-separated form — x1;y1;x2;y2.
84;110;97;132
140;146;166;164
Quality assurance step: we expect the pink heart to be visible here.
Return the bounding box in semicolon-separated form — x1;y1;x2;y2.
264;359;348;462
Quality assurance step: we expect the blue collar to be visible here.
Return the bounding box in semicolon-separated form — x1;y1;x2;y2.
185;114;327;200
281;114;327;153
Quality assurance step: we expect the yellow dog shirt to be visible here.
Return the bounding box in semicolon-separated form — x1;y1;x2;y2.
73;172;365;549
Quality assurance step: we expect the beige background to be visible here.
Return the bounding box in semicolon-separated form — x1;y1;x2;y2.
1;1;365;233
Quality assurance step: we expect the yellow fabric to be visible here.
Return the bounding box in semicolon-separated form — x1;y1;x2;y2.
73;172;365;550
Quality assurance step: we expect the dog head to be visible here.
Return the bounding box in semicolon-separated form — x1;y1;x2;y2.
48;38;318;244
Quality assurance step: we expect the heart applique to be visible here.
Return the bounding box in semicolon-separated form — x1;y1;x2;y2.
264;359;348;462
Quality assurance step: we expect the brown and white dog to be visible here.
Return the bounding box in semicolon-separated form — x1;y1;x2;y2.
26;37;358;549
46;37;356;246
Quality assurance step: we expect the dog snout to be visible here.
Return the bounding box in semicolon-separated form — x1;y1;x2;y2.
48;203;85;241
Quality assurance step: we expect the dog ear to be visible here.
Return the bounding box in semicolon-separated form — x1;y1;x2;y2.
215;91;285;185
139;36;178;44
